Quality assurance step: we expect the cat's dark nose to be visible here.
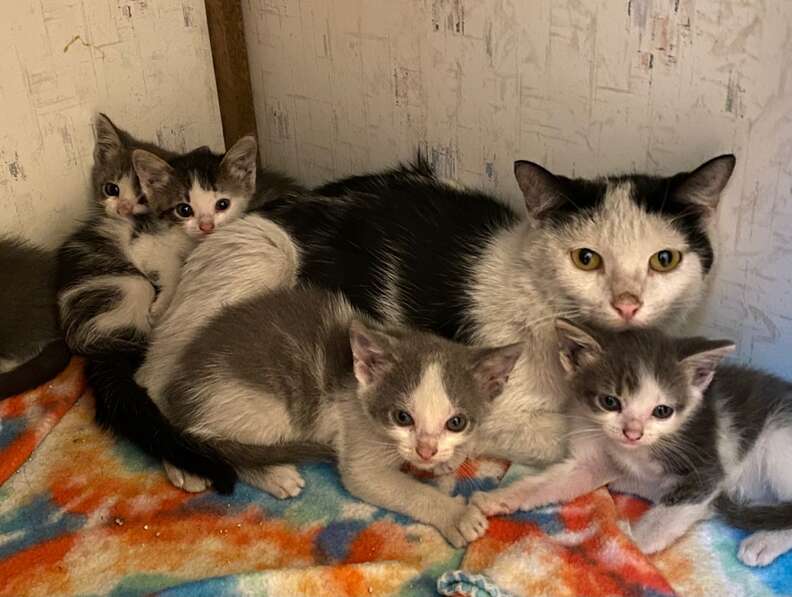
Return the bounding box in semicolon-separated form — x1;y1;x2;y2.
623;428;643;441
611;293;642;321
416;444;438;461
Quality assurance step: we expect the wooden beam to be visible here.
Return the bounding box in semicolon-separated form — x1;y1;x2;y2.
204;0;256;148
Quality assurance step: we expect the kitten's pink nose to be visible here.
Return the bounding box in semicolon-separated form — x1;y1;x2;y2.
416;443;438;461
199;221;215;233
611;293;642;321
117;202;133;216
623;428;643;441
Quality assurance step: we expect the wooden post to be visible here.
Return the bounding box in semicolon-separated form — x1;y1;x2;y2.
204;0;256;148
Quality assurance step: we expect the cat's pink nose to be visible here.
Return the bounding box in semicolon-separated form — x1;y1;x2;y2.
416;444;437;461
611;294;642;321
199;221;215;233
117;202;133;216
623;428;643;441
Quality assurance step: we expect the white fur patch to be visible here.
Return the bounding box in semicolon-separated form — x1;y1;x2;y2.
137;215;299;407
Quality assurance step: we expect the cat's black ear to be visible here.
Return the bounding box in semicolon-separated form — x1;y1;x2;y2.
514;161;567;220
132;149;176;204
94;113;124;165
555;318;603;375
219;135;258;196
472;343;523;400
349;319;395;388
677;338;735;393
673;154;736;213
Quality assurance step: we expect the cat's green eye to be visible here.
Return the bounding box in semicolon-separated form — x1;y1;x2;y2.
649;249;682;272
393;410;414;427
446;414;467;433
652;405;674;419
598;394;621;412
570;248;603;271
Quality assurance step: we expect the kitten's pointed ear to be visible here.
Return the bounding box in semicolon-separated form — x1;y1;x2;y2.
132;149;175;202
349;319;395;388
220;135;258;196
677;338;736;393
555;318;603;375
673;154;736;213
94;113;124;165
472;342;523;400
514;160;567;220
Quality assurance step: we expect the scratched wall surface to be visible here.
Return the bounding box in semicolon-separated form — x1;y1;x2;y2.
0;0;223;247
243;0;792;373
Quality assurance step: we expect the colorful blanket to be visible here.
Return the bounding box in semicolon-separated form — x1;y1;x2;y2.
0;363;789;596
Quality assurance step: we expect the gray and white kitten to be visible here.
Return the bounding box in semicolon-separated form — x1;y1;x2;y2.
259;153;736;466
159;285;522;547
57;114;257;354
473;319;792;567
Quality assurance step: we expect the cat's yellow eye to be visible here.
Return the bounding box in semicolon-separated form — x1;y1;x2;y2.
570;248;603;271
649;249;682;273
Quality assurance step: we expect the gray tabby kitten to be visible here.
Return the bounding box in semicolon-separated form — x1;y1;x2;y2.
160;285;522;547
57;114;257;354
473;319;792;567
0;237;70;397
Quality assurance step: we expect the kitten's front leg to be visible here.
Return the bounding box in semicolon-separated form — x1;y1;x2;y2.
631;499;714;554
472;457;615;516
340;459;486;547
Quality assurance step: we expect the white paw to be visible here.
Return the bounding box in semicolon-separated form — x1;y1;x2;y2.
164;461;212;493
457;505;489;543
738;531;792;567
252;465;305;499
632;513;673;554
470;490;519;517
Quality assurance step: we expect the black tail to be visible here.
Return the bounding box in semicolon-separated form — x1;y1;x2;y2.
87;350;238;494
0;340;72;399
715;494;792;531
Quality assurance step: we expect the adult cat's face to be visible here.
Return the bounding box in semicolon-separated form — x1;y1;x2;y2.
515;156;735;329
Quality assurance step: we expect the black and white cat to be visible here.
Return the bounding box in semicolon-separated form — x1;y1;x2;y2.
56;114;257;489
253;153;736;465
473;319;792;567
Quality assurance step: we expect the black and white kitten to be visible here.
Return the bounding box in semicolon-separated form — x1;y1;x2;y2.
473;319;792;567
255;153;736;465
0;237;70;398
56;115;257;489
158;285;522;547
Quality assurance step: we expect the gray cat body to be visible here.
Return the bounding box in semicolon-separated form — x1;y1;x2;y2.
473;320;792;567
0;237;70;397
156;284;521;547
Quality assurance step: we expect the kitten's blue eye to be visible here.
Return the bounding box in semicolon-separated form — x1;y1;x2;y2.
215;198;230;211
652;405;674;419
103;182;120;197
175;203;193;218
393;410;413;427
598;394;621;412
446;415;467;432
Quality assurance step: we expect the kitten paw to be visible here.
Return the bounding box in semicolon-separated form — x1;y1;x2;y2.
249;464;305;499
164;462;211;493
632;514;673;554
471;490;518;516
738;531;792;567
457;505;489;543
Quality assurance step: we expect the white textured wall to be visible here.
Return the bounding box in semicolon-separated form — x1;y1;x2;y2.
0;0;223;248
244;0;792;374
